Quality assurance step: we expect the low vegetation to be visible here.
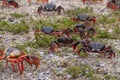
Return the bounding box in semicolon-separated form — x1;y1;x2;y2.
0;20;29;34
10;13;25;18
66;65;101;80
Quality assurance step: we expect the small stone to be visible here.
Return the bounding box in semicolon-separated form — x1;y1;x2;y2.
98;62;107;67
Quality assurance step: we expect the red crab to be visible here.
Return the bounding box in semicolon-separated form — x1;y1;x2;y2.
106;0;120;10
35;26;72;37
0;47;40;74
73;24;97;39
2;0;18;9
73;40;115;58
48;36;77;54
72;14;97;26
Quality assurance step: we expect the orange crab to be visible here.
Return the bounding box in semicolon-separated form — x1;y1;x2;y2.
0;47;40;74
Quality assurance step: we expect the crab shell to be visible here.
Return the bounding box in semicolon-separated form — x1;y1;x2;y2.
44;3;56;11
77;14;90;21
41;26;54;34
4;47;22;58
57;37;74;44
74;24;86;29
89;42;105;52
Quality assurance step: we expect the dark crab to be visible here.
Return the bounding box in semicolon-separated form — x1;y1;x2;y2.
106;0;120;10
37;3;64;15
72;14;97;26
73;40;115;58
73;24;96;39
35;26;73;37
48;36;76;54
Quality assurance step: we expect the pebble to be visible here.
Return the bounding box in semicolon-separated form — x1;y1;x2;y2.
99;62;107;67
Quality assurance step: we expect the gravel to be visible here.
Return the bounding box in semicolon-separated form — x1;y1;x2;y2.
0;0;120;80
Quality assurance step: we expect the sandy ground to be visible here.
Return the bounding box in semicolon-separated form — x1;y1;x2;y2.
0;0;120;80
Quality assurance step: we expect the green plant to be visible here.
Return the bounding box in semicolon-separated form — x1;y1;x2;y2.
97;30;111;39
65;7;93;16
79;52;87;58
13;42;28;53
53;70;63;76
98;15;116;25
66;66;81;78
0;20;29;34
35;18;76;30
10;13;25;18
66;64;102;79
105;75;118;80
35;33;57;47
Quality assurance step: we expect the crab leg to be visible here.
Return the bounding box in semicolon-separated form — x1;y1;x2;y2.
48;41;59;54
109;52;115;58
10;62;16;72
21;61;24;72
0;50;5;60
6;57;16;71
48;47;59;54
20;55;33;67
17;63;22;74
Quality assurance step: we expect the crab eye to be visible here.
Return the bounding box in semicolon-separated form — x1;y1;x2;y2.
92;49;94;51
97;49;100;51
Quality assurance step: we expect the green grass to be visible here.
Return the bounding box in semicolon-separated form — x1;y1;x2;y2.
98;15;116;25
65;7;93;17
10;13;25;18
34;18;76;30
66;66;81;78
66;65;100;79
96;28;120;39
13;42;28;53
0;20;29;34
105;75;118;80
35;33;57;47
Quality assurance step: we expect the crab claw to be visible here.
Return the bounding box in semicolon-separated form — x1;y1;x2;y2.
108;52;115;59
35;29;41;34
0;50;5;60
71;17;79;22
24;55;40;69
56;6;65;15
89;17;97;25
72;41;81;51
48;41;59;54
37;5;43;14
